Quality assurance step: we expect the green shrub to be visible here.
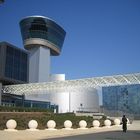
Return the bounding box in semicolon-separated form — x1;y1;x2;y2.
0;112;108;130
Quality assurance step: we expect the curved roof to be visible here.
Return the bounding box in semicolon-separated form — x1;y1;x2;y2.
3;73;140;95
21;15;56;23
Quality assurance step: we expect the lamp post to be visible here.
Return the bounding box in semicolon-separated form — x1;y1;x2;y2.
69;92;71;112
80;103;83;112
22;93;25;107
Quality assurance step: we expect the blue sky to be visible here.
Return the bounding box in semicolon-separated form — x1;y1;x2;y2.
0;0;140;80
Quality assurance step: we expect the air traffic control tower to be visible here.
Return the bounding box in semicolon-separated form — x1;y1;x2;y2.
20;16;66;83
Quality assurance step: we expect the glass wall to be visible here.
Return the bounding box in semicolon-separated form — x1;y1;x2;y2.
102;84;140;115
2;93;58;111
5;45;28;82
20;16;66;54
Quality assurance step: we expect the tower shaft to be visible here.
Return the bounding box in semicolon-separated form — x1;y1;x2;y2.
29;46;50;83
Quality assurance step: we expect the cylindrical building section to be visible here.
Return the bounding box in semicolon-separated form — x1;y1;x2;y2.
50;74;65;82
70;88;99;113
19;16;66;83
49;87;99;113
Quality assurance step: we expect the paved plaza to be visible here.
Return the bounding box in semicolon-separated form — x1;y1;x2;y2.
0;121;140;140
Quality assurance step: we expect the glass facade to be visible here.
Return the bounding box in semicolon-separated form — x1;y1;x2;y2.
102;84;140;115
1;93;58;111
0;0;4;4
20;16;66;55
4;45;28;82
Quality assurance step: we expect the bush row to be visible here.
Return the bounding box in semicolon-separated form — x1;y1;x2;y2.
0;112;110;130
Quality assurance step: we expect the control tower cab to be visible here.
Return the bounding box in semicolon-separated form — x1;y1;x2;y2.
20;16;66;83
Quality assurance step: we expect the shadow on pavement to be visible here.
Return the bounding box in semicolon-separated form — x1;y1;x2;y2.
41;130;140;140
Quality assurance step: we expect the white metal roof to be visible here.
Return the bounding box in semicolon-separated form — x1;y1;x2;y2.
3;73;140;95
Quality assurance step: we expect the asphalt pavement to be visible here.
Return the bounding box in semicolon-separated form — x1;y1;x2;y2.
46;130;140;140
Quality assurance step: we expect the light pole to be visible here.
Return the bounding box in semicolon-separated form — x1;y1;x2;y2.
69;92;71;112
22;93;25;107
80;103;83;112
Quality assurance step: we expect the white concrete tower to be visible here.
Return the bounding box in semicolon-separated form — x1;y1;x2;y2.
20;16;66;83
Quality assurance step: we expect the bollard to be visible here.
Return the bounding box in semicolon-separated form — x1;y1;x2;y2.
104;119;111;128
46;120;57;130
78;120;88;129
5;119;17;131
92;120;100;128
64;120;73;130
114;118;121;126
27;120;39;131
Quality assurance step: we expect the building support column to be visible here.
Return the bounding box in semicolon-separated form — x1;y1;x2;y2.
29;46;50;83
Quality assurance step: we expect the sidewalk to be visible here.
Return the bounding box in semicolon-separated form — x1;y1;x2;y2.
0;121;140;140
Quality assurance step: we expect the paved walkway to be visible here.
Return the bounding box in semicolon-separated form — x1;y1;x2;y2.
0;121;140;140
48;130;140;140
